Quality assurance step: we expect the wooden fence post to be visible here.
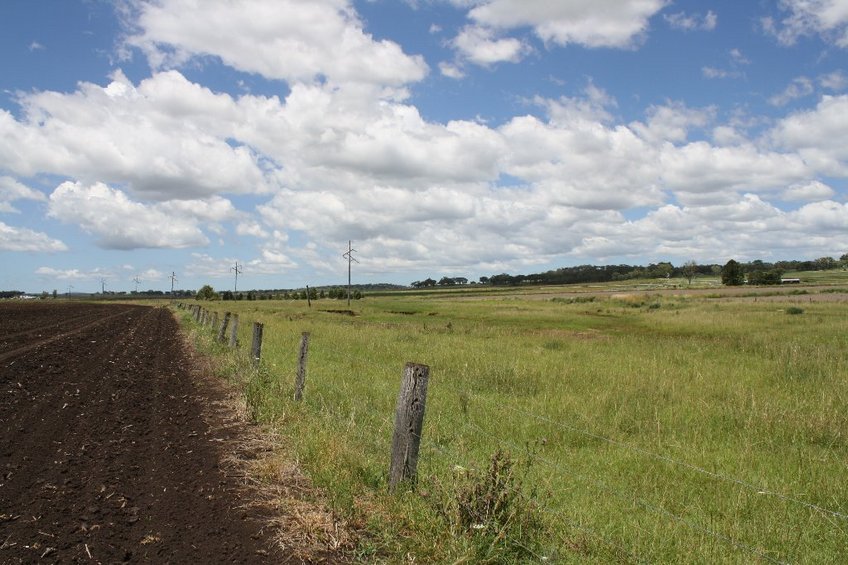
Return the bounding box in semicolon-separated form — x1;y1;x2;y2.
250;322;264;367
229;314;239;348
218;312;231;343
389;362;430;491
201;308;208;326
294;332;310;401
210;311;218;330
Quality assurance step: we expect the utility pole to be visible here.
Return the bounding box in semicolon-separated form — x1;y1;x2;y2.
342;240;358;306
133;276;141;293
67;285;73;299
231;261;243;293
100;278;107;294
169;271;178;295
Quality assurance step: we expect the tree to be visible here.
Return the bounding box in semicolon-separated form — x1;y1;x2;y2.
196;284;218;300
681;260;698;285
721;259;745;286
815;256;838;270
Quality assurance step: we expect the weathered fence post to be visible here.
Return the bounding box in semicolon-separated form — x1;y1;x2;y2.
210;311;218;330
250;322;264;367
218;312;231;343
388;362;430;491
200;308;208;326
229;314;239;348
294;332;310;401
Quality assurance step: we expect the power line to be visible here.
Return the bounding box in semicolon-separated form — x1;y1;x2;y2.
342;240;358;306
231;261;243;293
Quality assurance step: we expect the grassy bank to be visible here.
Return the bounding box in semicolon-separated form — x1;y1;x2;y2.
174;281;848;562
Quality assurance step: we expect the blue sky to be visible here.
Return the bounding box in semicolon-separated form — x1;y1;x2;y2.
1;0;847;293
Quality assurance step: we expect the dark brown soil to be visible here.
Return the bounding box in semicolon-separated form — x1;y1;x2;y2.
0;302;293;564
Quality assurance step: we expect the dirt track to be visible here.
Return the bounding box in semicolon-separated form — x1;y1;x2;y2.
0;302;289;563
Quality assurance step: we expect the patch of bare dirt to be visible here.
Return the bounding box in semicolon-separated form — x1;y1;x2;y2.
0;302;347;563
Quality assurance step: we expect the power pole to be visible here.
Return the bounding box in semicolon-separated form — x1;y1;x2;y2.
133;276;141;293
100;278;107;294
231;261;243;293
169;271;178;294
67;284;73;299
342;240;358;306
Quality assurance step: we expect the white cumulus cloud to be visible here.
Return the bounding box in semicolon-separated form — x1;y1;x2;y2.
122;0;428;87
47;181;211;249
0;222;67;252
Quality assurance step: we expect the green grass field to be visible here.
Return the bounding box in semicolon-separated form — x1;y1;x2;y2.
177;275;848;563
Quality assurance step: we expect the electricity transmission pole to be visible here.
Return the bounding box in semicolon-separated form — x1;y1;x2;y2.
231;261;243;293
67;285;73;299
342;240;358;306
169;271;178;294
100;278;107;294
133;276;141;293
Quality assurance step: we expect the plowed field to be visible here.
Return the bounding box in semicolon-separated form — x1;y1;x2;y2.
0;302;289;563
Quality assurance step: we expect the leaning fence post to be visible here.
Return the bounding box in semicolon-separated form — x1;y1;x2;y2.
210;311;218;330
218;312;230;343
250;322;264;367
229;314;239;348
294;332;310;401
389;362;430;491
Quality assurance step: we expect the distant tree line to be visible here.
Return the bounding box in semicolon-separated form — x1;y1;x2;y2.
196;285;363;301
412;254;848;289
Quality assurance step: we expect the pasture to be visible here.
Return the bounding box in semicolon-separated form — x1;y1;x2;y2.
180;279;848;563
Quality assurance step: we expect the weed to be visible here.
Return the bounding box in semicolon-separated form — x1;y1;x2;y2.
786;306;804;315
437;450;545;563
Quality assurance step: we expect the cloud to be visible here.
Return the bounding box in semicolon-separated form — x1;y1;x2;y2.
664;10;717;31
465;0;668;49
0;222;67;252
768;76;814;106
0;70;271;199
29;41;45;51
451;25;531;66
763;0;848;47
35;267;96;280
702;48;749;80
702;66;742;79
782;180;835;201
819;70;848;90
770;94;848;176
729;48;750;65
122;0;428;87
659;142;809;200
439;61;465;79
0;176;46;213
630;101;714;145
47;181;211;249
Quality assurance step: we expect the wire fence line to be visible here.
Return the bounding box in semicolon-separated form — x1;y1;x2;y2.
469;395;848;522
464;419;788;565
177;304;841;561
